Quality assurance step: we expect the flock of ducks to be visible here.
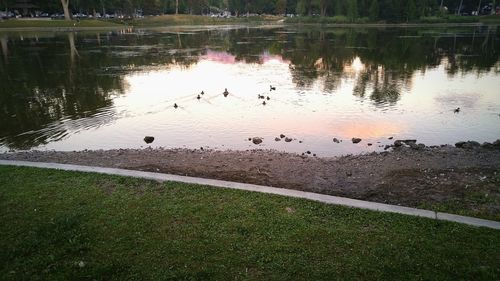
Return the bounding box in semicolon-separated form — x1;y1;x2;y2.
174;87;461;114
173;86;276;108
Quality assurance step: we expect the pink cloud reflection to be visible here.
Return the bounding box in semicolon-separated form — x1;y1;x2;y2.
202;49;289;65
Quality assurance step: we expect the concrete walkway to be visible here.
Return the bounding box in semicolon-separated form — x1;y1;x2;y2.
1;159;499;230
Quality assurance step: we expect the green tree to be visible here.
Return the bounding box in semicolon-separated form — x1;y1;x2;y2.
318;0;330;16
334;0;343;15
296;0;306;15
347;0;358;21
275;0;287;14
406;0;417;21
369;0;378;21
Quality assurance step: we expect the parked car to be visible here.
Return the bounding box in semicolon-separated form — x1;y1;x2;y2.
73;13;89;19
51;13;65;19
0;11;15;19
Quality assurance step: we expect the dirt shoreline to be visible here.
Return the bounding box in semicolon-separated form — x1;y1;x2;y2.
1;145;499;220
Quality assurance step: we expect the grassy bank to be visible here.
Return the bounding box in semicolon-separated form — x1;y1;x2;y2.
479;14;500;23
1;15;496;29
285;15;500;25
0;19;124;29
126;14;282;27
0;15;281;30
0;166;499;280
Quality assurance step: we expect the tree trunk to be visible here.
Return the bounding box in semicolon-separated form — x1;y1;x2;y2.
321;5;326;16
1;36;8;64
176;0;179;14
100;0;105;16
61;0;71;20
68;32;79;64
457;0;463;15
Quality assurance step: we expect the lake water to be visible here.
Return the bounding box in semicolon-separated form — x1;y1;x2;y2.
1;25;499;156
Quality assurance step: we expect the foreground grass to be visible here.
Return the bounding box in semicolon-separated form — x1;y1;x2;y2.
418;172;500;222
0;19;124;29
0;166;499;280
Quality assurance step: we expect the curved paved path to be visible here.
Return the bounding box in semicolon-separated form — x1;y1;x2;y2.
0;160;499;230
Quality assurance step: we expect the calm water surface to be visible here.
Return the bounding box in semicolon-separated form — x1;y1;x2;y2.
1;26;499;156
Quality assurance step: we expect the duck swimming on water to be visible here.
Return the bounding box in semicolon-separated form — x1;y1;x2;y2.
223;88;229;97
454;107;460;113
270;85;276;91
174;103;178;109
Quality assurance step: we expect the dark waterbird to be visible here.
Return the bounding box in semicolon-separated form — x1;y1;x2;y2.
258;94;265;99
144;136;154;144
174;103;178;109
270;85;276;91
262;101;267;105
223;88;229;97
201;91;205;95
197;95;201;100
454;107;460;113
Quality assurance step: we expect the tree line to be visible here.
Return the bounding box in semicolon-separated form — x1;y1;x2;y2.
0;0;497;21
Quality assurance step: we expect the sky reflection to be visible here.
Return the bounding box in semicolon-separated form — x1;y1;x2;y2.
36;52;499;156
0;27;499;156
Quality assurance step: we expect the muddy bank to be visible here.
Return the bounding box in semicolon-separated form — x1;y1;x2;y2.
1;146;499;220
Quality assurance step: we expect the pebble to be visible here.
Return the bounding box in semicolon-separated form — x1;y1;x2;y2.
352;138;362;144
143;136;155;144
252;137;263;145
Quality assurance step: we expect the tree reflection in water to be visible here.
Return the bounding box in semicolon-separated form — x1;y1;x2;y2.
0;26;498;150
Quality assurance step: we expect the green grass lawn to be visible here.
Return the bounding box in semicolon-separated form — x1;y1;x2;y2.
0;15;280;30
0;166;499;280
479;14;500;23
127;14;282;27
285;15;500;25
0;19;124;29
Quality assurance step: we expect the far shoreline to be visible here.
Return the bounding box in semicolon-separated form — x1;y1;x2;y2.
0;16;497;32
